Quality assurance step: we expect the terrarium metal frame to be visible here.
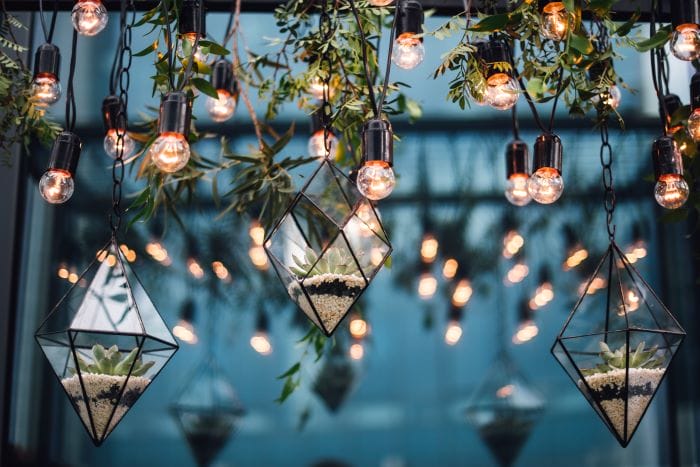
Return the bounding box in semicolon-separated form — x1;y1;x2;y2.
263;158;393;336
35;237;179;446
551;240;685;447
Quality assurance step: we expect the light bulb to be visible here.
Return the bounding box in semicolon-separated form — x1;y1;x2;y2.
594;85;621;110
528;167;564;204
671;24;700;61
103;129;135;159
31;74;61;106
349;342;365;360
444;321;462;346
71;0;108;36
540;2;568;41
173;320;197;344
417;273;437;299
505;174;532;206
654;174;689;209
308;130;338;159
369;0;394;5
308;77;334;100
688;109;700;141
420;234;439;263
391;33;425;70
150;132;191;173
349;315;368;339
356;161;395;200
39;169;74;204
205;90;236;122
486;73;519;110
178;33;208;63
250;332;272;355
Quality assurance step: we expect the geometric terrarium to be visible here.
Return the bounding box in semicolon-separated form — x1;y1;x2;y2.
465;350;544;467
264;158;392;336
551;241;685;447
35;238;178;446
170;357;246;467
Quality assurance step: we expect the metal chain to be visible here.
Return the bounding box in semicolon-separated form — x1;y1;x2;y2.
599;116;616;240
319;0;334;159
110;0;135;235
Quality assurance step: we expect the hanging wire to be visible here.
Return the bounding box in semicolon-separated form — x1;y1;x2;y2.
161;0;175;90
38;0;58;44
110;0;135;235
511;103;520;140
64;29;78;132
507;43;548;133
178;0;203;91
319;0;334;159
377;11;399;112
649;0;670;134
348;0;380;117
547;67;564;132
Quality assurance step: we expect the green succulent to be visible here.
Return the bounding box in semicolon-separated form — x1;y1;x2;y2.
581;341;664;376
71;345;155;377
289;247;360;278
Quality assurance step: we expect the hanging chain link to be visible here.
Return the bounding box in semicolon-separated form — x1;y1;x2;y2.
599;117;616;240
110;0;135;235
319;0;334;159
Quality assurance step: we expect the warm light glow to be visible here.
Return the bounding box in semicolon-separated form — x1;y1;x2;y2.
103;128;136;159
211;261;231;281
146;241;172;265
39;169;74;204
579;276;607;295
68;271;79;284
119;244;136;263
600;85;622;110
308;76;334;100
617;288;641;315
370;247;385;267
505;174;532;206
563;246;588;271
187;258;205;279
513;320;539;344
173;320;198;344
392;33;425;70
356;160;396;200
150;132;191;173
349;315;368;339
625;240;647;264
206;89;237;122
528;167;564;204
671;23;700;61
420;234;439;263
31;73;61;106
505;262;529;284
249;220;265;246
451;279;472;307
250;332;273;355
355;203;381;234
368;0;394;5
71;0;108;36
540;2;568;41
496;384;515;398
655;174;689;209
248;245;269;270
308;130;338;159
179;32;208;63
486;72;519;110
349;342;365;360
57;264;69;279
530;282;554;310
502;230;524;259
442;258;458;279
444;321;463;346
417;273;438;299
688;109;700;142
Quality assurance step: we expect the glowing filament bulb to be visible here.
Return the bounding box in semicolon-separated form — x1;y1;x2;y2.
595;85;622;110
31;74;61;106
502;230;524;258
150;132;191;173
528;167;564;204
505;173;531;206
444;321;463;346
39;169;74;204
250;332;272;355
420;234;439;263
392;33;425;70
688;109;700;142
442;258;458;279
356;161;396;200
173;320;197;344
540;2;568;41
671;23;700;61
72;0;108;36
103;129;135;159
308;77;334;100
205;90;236;122
655;174;689;209
451;279;472;307
308;130;338;159
417;273;437;299
486;73;519;110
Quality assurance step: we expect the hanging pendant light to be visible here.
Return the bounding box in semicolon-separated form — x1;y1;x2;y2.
651;136;689;209
528;133;564;204
539;1;569;41
31;43;62;107
206;59;238;122
39;131;81;204
102;96;136;159
478;40;519;111
670;0;700;61
71;0;108;36
150;91;192;173
504;139;531;206
178;0;208;63
391;0;425;70
356;119;396;201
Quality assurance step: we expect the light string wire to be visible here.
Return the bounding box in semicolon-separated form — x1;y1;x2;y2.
38;0;58;44
64;29;78;132
649;0;670;134
319;0;334;159
178;0;203;91
511;103;520;140
508;42;548;133
110;0;135;235
161;0;175;90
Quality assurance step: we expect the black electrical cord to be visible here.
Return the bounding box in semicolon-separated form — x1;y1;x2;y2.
548;67;564;132
65;29;78;132
161;0;175;90
377;9;399;113
38;0;58;44
649;0;670;134
511;104;520;140
348;0;380;118
508;42;548;133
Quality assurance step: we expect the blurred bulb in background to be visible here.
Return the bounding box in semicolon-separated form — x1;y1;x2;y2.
540;2;568;41
417;272;437;299
671;23;700;61
505;174;531;206
40;170;74;204
687;109;700;141
150;132;191;173
420;233;439;263
349;342;365;360
444;321;463;346
308;130;338;159
392;33;425;69
486;73;519;110
178;32;208;63
349;315;369;339
250;332;272;355
308;76;334;101
206;90;237;122
72;0;108;36
103;129;135;159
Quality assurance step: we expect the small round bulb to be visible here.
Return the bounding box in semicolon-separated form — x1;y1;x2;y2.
103;129;135;159
654;174;689;209
250;332;272;355
178;33;208;63
528;167;564;204
205;90;236;122
368;0;394;5
688;109;700;141
71;0;108;36
671;24;700;61
505;174;532;206
444;321;463;346
356;161;396;200
308;130;338;159
31;74;61;106
150;132;191;173
540;2;568;41
391;33;425;70
486;73;519;110
39;169;74;204
594;85;621;110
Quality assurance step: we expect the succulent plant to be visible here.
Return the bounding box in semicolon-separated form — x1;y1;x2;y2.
290;247;361;278
71;345;155;377
581;341;664;376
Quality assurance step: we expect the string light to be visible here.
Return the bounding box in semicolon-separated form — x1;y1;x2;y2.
119;244;136;263
71;0;108;36
670;2;700;61
177;0;207;63
250;311;272;356
349;342;365;360
369;0;394;5
211;261;231;281
357;119;395;200
651;136;689;209
417;271;438;299
146;241;171;265
505;261;529;285
57;264;69;280
688;72;700;141
172;300;198;344
150;92;192;173
502;230;524;259
420;233;439;263
248;246;269;270
529;267;554;310
102;95;135;159
451;279;473;307
540;2;569;41
528;133;564;204
505;140;531;206
624;225;647;264
442;258;458;279
578;275;607;296
187;258;205;279
40;132;81;204
513;299;538;344
391;0;425;70
206;59;238;122
349;314;369;339
31;44;61;106
478;40;518;111
444;306;463;346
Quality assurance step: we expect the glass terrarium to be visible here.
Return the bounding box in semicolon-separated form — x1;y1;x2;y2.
551;242;685;447
35;238;179;446
465;351;544;467
170;357;246;467
313;342;357;413
264;159;392;336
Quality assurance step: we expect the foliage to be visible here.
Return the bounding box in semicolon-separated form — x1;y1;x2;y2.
581;341;664;376
72;345;155;377
290;246;361;278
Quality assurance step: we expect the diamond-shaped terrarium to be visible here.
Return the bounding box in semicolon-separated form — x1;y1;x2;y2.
171;357;245;467
264;159;392;336
551;242;685;447
35;238;178;446
466;351;544;467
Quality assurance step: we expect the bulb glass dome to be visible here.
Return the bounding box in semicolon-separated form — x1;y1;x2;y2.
505;174;532;206
391;33;425;70
593;85;621;110
670;24;700;61
32;74;61;106
103;129;135;159
528;167;564;204
356;161;396;200
205;90;237;122
540;2;568;41
39;169;74;204
150;132;191;173
368;0;394;5
308;130;338;159
654;174;689;209
71;0;108;36
486;73;519;110
688;109;700;141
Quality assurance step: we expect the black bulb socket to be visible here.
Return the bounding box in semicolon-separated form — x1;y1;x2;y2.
101;95;127;132
33;43;60;79
671;0;700;29
652;135;684;180
396;0;424;40
532;133;562;173
157;91;191;136
505;139;530;178
478;40;512;78
180;299;196;322
210;59;238;97
691;72;700;111
179;0;207;37
47;131;82;175
660;93;683;119
361;119;393;166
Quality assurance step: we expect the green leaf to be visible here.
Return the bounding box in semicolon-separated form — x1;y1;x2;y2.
198;40;230;56
633;26;671;52
133;42;158;57
275;377;299;403
468;13;509;33
569;34;593;54
277;362;300;379
191;77;219;99
615;11;640;37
